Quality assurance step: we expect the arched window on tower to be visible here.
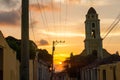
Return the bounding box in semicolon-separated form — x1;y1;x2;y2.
92;23;95;28
91;29;96;38
91;23;96;38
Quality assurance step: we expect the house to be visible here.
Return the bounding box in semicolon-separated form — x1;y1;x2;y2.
98;55;120;80
5;36;52;80
0;31;19;80
54;71;69;80
33;55;51;80
80;54;120;80
33;49;52;80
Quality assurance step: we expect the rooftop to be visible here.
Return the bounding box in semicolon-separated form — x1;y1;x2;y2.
87;7;97;14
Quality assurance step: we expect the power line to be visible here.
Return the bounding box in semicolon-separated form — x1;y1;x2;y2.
51;0;55;27
40;0;48;27
36;0;51;42
59;0;62;38
64;0;68;40
103;14;120;36
103;13;120;40
65;0;68;25
36;0;47;27
51;0;56;41
29;9;36;42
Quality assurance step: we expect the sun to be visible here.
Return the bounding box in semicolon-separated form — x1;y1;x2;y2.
59;62;62;65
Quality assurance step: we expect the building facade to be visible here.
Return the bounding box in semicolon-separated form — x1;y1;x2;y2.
33;55;51;80
0;31;19;80
98;62;120;80
80;61;120;80
38;60;50;80
54;71;69;80
0;30;52;80
81;67;98;80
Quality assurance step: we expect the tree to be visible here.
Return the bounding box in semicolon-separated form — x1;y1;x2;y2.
6;36;37;61
37;49;52;65
63;53;97;78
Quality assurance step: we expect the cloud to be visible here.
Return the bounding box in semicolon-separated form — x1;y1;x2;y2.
29;18;39;28
39;39;49;46
30;3;59;12
40;30;84;37
0;10;20;26
102;32;120;38
67;0;81;4
0;0;20;9
55;0;111;6
79;0;113;6
54;0;65;3
53;0;80;4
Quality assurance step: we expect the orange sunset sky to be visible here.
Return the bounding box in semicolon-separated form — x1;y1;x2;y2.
0;0;120;71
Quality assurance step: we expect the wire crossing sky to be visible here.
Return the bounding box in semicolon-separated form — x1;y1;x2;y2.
0;0;120;71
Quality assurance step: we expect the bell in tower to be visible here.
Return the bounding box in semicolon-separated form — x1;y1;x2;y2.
84;7;103;59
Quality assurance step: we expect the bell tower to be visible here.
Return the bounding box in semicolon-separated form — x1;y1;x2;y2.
84;7;103;58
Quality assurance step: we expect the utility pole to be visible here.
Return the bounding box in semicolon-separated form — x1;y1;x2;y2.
20;0;29;80
50;41;55;80
51;40;65;80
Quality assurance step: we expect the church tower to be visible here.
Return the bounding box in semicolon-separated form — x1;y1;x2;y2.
84;7;103;58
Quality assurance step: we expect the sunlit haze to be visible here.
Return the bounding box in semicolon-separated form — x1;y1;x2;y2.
0;0;120;72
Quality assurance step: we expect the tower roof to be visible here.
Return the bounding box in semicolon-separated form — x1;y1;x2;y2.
87;7;97;14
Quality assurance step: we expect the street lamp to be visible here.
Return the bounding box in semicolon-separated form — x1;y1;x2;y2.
51;40;65;80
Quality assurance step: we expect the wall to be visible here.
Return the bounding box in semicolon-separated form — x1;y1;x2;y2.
3;47;17;80
98;62;120;80
116;62;120;80
16;60;20;80
0;31;18;80
29;60;34;80
38;60;51;80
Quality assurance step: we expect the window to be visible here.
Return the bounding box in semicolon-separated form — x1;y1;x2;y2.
89;70;91;80
92;23;95;28
0;71;3;80
39;68;42;80
94;69;97;80
0;48;3;69
91;23;96;38
91;15;94;18
103;70;106;80
0;48;3;80
92;50;97;57
113;66;116;80
91;30;96;38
